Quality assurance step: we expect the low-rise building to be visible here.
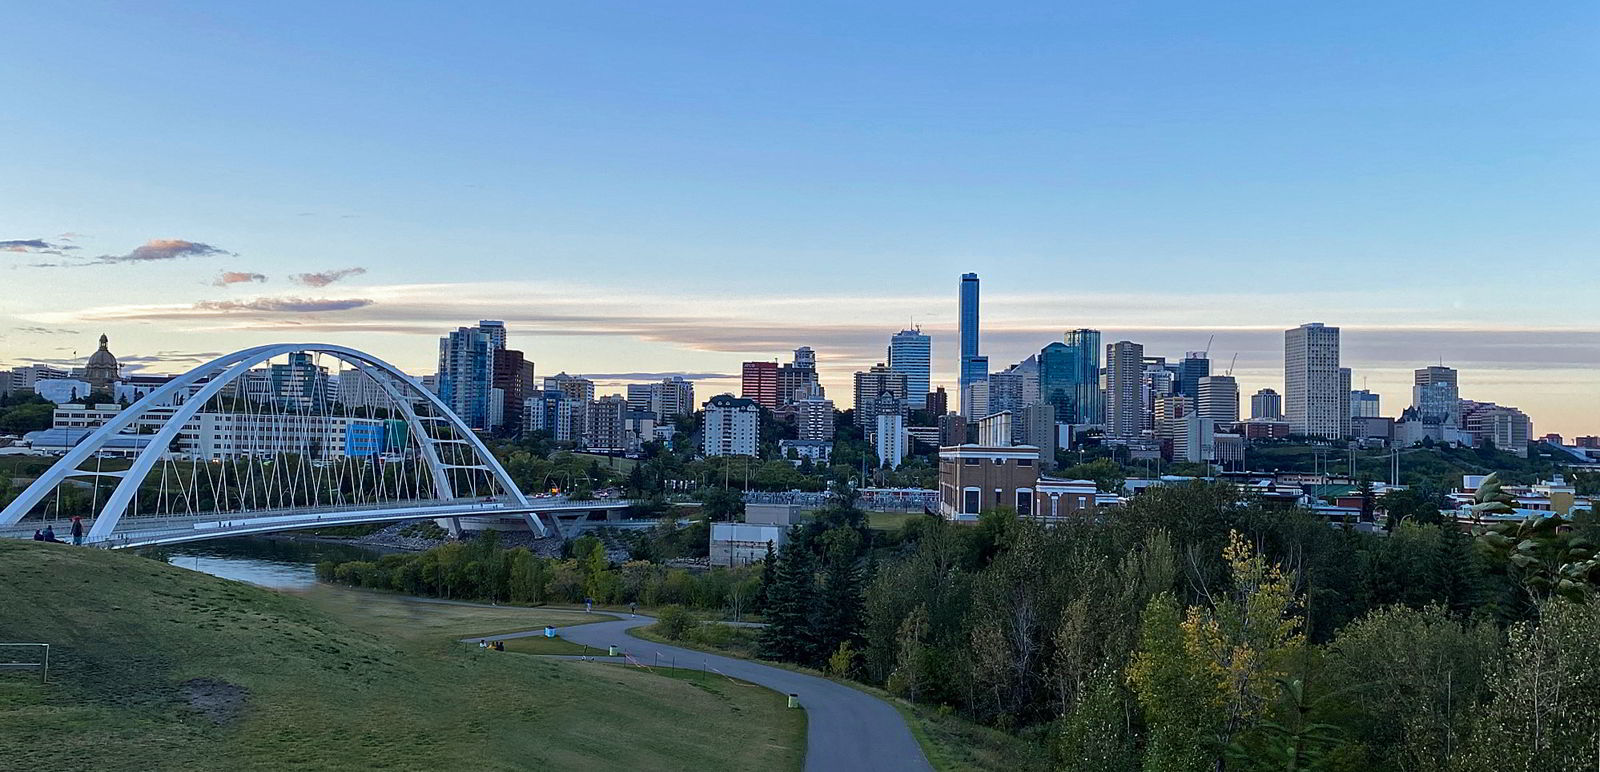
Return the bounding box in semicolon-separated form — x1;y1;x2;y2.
779;438;832;465
937;444;1041;520
709;522;787;566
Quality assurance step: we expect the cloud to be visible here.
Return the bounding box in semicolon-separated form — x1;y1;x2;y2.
580;371;736;382
211;271;268;287
13;326;80;335
192;297;374;313
289;267;367;287
1;238;77;256
97;239;233;264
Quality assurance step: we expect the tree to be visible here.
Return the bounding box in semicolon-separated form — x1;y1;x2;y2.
700;486;745;521
754;540;777;613
1060;457;1127;494
0;402;53;433
814;526;866;661
1322;604;1499;769
1465;598;1600;771
1130;531;1304;770
757;538;819;664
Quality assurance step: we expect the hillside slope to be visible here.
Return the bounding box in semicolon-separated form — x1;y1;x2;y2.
0;541;802;771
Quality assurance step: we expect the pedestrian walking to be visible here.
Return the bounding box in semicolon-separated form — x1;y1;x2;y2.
584;597;593;613
70;516;84;546
629;601;637;617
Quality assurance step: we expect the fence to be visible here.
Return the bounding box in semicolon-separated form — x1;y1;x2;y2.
0;643;50;683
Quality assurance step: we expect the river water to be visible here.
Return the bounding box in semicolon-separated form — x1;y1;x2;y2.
145;537;383;590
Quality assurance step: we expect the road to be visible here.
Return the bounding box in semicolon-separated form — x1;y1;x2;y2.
474;615;932;772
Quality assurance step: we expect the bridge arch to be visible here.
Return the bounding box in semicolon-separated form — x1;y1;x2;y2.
0;344;530;543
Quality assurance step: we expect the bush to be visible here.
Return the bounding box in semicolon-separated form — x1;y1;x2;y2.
656;604;697;640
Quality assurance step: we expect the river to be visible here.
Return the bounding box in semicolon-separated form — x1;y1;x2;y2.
145;537;383;590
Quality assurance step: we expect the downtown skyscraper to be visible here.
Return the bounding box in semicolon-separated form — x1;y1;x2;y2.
437;323;497;430
1285;322;1343;439
1104;340;1145;439
1039;329;1103;425
888;328;931;409
958;273;988;416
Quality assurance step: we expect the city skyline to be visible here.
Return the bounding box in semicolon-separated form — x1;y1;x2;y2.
2;3;1595;435
1;291;1594;436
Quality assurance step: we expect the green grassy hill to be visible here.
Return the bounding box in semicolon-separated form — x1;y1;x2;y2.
0;541;803;771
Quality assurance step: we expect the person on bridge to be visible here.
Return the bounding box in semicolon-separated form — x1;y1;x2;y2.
70;516;84;546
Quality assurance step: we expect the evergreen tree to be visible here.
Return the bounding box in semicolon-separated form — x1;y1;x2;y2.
814;526;866;659
754;540;777;613
757;538;819;663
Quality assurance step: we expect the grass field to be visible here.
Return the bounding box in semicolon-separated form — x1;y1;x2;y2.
0;542;804;771
866;511;924;531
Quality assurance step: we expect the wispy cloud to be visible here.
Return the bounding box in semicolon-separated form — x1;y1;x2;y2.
211;271;268;287
98;239;233;264
21;238;236;268
580;371;734;382
290;267;366;287
192;297;374;313
1;238;77;256
12;325;80;335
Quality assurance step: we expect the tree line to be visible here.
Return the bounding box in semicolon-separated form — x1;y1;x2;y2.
317;531;761;613
755;478;1600;770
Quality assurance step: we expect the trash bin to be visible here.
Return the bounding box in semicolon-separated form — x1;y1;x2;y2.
608;645;619;656
788;694;800;709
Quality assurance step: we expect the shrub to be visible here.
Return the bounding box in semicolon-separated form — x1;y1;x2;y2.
656;605;697;640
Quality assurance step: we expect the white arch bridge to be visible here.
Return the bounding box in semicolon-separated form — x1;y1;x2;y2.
0;344;640;548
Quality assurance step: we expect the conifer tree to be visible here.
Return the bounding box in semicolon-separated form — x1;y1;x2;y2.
758;539;819;663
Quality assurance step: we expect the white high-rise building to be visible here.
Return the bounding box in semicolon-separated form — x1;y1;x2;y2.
1196;375;1239;423
960;379;990;420
797;396;836;441
1285;323;1343;439
888;328;932;410
702;395;759;457
875;412;907;468
1104;341;1145;439
653;376;695;419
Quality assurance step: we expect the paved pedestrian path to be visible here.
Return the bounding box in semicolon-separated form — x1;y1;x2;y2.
470;614;931;772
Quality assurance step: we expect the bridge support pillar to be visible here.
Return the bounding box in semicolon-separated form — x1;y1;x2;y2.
445;517;463;538
520;513;549;539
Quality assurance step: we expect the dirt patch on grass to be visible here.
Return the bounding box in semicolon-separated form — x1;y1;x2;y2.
181;678;249;725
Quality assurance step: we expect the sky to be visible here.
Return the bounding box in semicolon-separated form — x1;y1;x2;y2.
1;1;1596;435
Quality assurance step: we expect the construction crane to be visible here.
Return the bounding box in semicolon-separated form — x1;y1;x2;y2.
1225;353;1238;377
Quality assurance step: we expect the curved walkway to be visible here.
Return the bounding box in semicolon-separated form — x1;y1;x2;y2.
475;615;932;772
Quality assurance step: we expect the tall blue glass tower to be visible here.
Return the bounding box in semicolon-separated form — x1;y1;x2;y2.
1062;328;1103;424
958;272;983;413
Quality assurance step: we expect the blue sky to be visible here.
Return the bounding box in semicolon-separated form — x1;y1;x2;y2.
2;2;1596;433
